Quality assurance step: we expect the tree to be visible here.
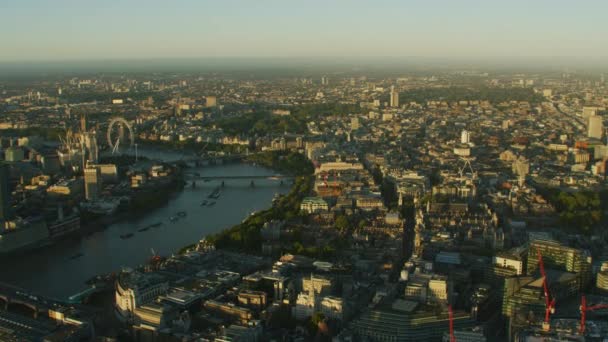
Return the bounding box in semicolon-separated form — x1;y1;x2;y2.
335;215;350;231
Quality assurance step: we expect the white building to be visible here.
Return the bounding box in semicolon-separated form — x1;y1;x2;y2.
428;276;450;302
115;270;169;321
493;255;524;275
315;161;364;174
300;197;329;213
461;130;470;144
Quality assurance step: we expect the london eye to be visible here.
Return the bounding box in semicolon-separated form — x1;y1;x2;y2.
107;117;134;154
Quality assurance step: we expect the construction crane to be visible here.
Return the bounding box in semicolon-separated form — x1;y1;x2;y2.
579;295;608;335
448;304;456;342
537;248;556;331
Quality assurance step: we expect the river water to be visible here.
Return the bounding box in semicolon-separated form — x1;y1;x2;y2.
0;148;288;299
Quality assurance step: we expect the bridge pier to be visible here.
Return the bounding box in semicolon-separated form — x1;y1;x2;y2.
250;180;255;187
280;180;284;186
221;181;225;187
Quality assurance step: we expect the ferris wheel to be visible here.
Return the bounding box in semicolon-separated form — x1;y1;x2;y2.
107;117;134;154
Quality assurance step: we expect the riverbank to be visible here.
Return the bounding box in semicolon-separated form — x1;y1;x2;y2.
80;163;185;231
0;162;288;299
200;151;314;254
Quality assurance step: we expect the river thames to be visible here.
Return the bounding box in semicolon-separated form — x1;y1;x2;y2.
0;148;288;299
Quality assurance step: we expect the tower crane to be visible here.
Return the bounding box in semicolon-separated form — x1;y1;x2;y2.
448;304;456;342
579;295;608;335
537;248;556;331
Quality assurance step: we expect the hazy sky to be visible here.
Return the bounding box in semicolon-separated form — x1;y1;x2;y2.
1;0;607;61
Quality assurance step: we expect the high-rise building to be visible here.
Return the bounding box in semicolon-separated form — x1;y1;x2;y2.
0;162;12;225
390;85;399;107
588;115;603;139
83;133;99;163
4;147;25;162
461;129;470;144
597;261;608;293
206;96;217;107
350;305;474;341
84;166;102;201
583;106;598;120
351;117;360;130
527;239;592;291
321;76;329;86
80;114;88;133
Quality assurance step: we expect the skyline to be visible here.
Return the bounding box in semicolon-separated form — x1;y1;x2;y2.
2;3;608;339
1;0;607;62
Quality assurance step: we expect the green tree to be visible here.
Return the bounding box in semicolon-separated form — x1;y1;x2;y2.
335;215;350;231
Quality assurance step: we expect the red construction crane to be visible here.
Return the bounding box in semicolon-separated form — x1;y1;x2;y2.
536;248;556;331
448;304;456;342
579;295;608;335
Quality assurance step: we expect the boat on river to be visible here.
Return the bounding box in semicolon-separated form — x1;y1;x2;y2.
207;187;221;199
69;252;84;260
120;233;134;239
138;222;162;232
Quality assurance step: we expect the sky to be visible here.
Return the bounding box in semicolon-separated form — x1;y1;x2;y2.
1;0;607;62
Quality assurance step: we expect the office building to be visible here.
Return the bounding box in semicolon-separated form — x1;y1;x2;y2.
4;147;25;162
0;163;11;225
84;166;102;201
300;197;329;213
351;117;360;130
428;276;451;302
293;292;315;320
302;274;333;295
87;163;118;183
206;96;217;107
80;114;87;133
82;133;99;163
390;85;399;107
115;270;169;321
588;115;603;139
493;253;524;275
597;261;608;293
319;296;346;321
461;130;470;144
527;239;592;291
350;305;474;341
583;106;598;119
